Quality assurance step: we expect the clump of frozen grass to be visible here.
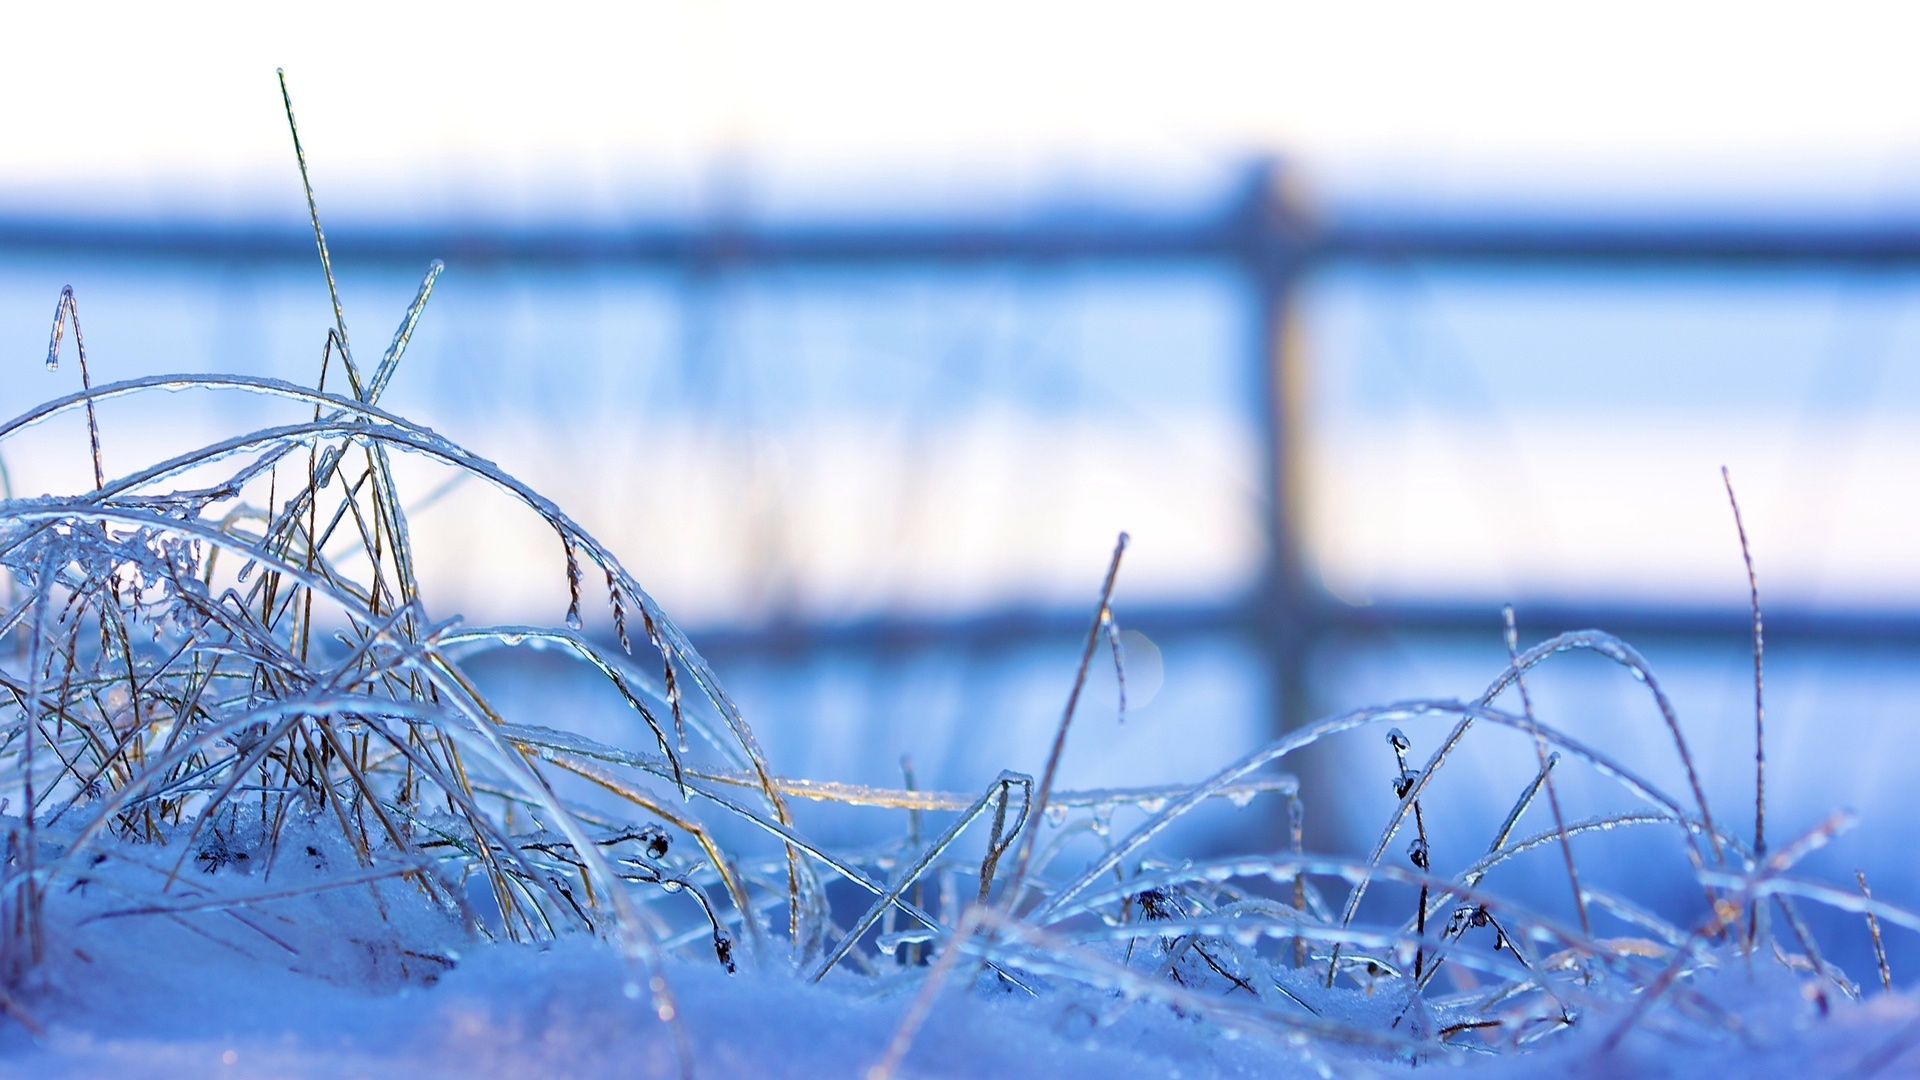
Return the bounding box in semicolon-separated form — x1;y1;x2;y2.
1;72;1917;1079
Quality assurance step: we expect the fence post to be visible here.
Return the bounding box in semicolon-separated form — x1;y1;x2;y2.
1242;160;1317;735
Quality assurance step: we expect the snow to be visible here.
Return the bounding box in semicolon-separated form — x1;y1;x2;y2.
6;816;1920;1080
12;920;1920;1079
6;876;1291;1080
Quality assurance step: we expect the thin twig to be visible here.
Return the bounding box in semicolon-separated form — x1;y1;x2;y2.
1722;467;1766;863
45;287;104;490
1505;605;1588;939
277;69;363;398
1858;869;1893;991
999;533;1128;909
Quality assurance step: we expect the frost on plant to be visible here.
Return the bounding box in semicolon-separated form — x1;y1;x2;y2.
0;75;1910;1078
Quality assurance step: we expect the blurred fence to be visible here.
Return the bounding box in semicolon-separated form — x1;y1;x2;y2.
9;160;1920;738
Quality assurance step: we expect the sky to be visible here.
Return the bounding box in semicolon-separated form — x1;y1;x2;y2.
7;2;1920;219
7;0;1920;624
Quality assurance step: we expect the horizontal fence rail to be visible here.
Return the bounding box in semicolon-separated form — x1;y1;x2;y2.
684;598;1920;661
14;208;1920;272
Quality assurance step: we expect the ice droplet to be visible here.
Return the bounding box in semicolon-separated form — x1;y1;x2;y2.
1046;805;1069;827
45;355;59;372
877;929;936;955
1091;804;1114;837
1226;789;1256;809
565;604;584;632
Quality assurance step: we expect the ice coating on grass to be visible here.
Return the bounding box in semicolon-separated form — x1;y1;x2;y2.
0;185;1912;1080
0;381;1911;1080
1091;804;1114;836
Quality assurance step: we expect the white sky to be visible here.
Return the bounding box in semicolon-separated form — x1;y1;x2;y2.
8;1;1920;617
6;1;1920;217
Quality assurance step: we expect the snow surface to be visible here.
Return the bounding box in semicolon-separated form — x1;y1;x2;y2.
7;856;1920;1080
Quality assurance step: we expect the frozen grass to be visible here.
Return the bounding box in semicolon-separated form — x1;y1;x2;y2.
1;74;1918;1079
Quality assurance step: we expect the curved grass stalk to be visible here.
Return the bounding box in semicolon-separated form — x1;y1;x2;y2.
1330;630;1722;986
1033;697;1707;930
812;772;1031;983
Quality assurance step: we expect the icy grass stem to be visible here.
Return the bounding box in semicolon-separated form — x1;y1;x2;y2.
1859;869;1893;991
999;532;1127;910
1505;606;1589;939
44;287;103;491
1721;467;1767;863
1722;467;1770;958
0;74;1906;1079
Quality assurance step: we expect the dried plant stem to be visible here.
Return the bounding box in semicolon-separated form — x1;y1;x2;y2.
1289;789;1307;967
1722;467;1767;953
900;755;925;966
999;532;1127;909
45;287;104;491
1386;729;1431;981
1858;869;1893;991
277;69;363;398
1721;467;1766;864
1505;606;1589;939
